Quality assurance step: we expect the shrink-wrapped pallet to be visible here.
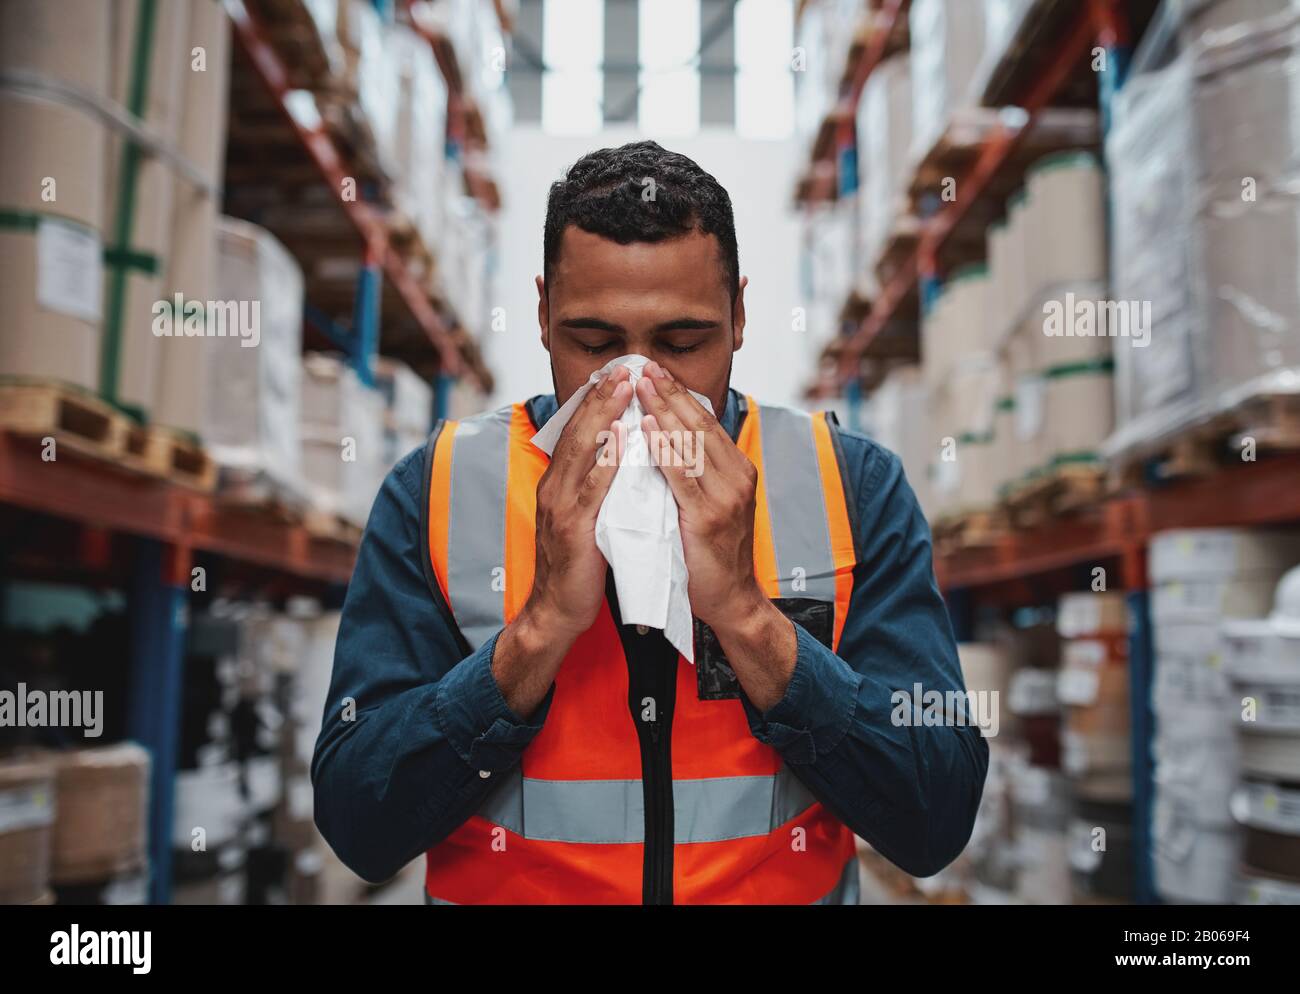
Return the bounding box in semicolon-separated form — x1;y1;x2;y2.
856;56;913;279
206;217;304;496
909;0;988;167
391;25;448;255
0;0;109;390
868;367;934;519
1106;14;1300;464
300;354;386;528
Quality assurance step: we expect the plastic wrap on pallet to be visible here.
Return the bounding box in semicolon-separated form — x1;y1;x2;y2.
337;0;399;178
806;201;858;317
856;56;912;285
868;367;933;519
440;194;493;337
374;356;433;436
1192;14;1300;396
300;353;386;527
207;217;304;496
1106;17;1300;463
908;0;989;167
301;0;344;77
391;24;448;255
1103;54;1209;459
971;0;1037;105
1178;0;1300;42
793;0;833;142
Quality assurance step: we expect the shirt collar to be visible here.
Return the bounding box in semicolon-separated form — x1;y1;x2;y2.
527;386;745;443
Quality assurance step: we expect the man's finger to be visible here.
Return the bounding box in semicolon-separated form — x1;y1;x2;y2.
642;414;705;508
637;363;743;475
554;368;633;480
576;419;626;514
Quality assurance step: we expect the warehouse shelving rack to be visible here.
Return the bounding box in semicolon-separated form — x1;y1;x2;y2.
794;0;1300;905
0;0;502;904
225;0;490;396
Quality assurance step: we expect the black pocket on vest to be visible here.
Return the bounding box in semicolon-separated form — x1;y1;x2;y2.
695;598;834;701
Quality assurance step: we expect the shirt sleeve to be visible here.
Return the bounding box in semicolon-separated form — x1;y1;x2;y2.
310;446;554;883
740;439;990;878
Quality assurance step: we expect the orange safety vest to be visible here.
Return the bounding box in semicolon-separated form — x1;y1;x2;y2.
422;395;860;904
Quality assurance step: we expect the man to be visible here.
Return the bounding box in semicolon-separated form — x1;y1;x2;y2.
312;140;988;905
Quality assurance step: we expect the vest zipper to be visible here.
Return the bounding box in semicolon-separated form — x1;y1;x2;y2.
608;573;676;905
639;648;675;904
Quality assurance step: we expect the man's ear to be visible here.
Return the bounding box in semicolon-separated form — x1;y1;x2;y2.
536;274;551;352
732;275;748;351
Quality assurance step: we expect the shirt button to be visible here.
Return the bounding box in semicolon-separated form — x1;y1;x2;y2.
478;770;491;779
636;624;649;635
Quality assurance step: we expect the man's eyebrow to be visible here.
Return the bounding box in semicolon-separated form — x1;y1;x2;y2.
560;317;626;333
653;318;721;332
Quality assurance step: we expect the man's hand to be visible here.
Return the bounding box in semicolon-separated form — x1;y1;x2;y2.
635;361;797;711
492;366;631;719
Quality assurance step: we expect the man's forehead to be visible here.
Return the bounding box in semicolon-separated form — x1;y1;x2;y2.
550;226;730;298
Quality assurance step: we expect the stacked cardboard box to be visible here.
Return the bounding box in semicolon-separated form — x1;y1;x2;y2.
0;752;56;904
1220;563;1300;902
300;353;386;528
1151;528;1300;902
155;0;231;435
0;0;110;391
987;153;1113;499
374;357;433;468
49;744;150;889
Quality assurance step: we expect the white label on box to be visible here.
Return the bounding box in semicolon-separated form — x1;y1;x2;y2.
0;784;54;834
37;218;102;322
1015;374;1046;440
1059;668;1101;706
101;872;148;905
1064;639;1107;669
1062;731;1090;775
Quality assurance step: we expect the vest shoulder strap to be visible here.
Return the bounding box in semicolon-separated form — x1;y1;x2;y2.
743;399;858;609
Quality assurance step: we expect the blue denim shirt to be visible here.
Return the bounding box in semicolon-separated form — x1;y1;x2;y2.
311;388;988;886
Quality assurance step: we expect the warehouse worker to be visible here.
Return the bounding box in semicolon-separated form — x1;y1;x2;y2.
312;141;988;904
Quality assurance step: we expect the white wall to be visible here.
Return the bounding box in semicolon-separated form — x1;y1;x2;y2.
486;126;816;409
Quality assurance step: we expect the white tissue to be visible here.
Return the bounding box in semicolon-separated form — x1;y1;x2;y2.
531;354;710;663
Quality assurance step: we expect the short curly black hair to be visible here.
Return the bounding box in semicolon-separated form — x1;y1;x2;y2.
543;140;739;301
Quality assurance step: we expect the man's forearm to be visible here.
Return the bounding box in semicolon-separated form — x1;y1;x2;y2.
710;590;798;712
491;599;582;720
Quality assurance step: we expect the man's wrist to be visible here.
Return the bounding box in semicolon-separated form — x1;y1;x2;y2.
708;590;797;712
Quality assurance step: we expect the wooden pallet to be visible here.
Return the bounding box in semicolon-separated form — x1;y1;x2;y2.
933;507;1010;555
0;382;129;461
0;381;218;490
1114;392;1300;487
215;472;308;524
134;426;217;493
1004;463;1109;529
304;507;363;546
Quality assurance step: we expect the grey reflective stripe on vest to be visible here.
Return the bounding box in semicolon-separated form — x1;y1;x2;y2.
756;405;838;601
446;406;513;650
474;764;817;845
813;856;861;905
424;855;860;905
